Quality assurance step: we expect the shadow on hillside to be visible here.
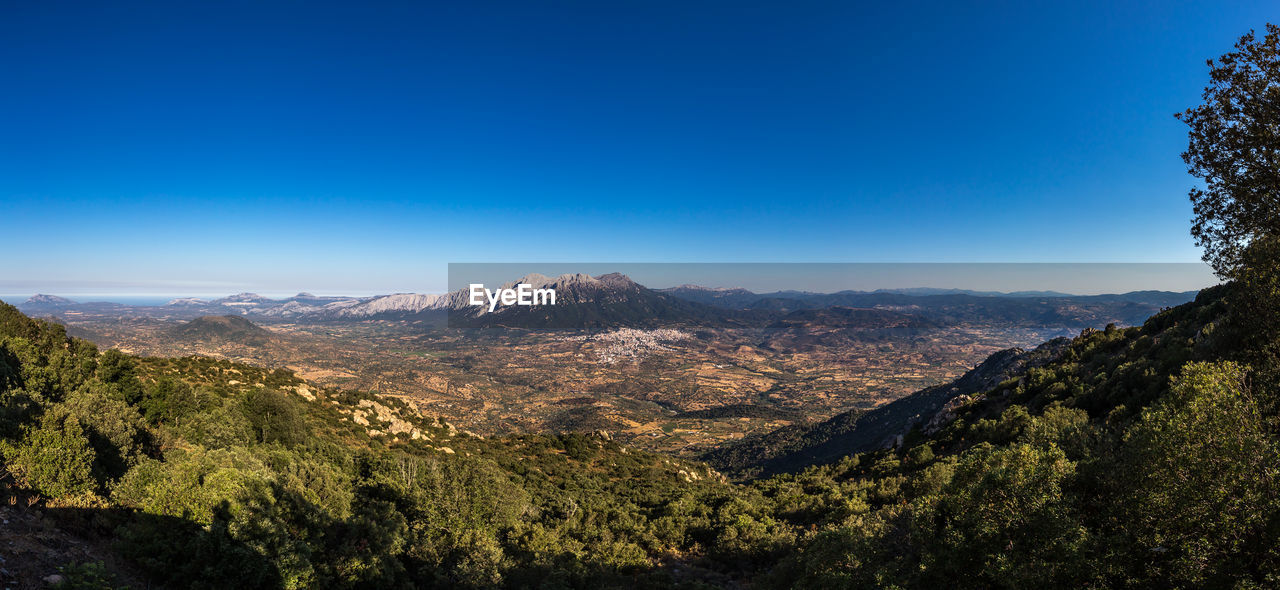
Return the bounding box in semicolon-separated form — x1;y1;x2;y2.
32;504;282;589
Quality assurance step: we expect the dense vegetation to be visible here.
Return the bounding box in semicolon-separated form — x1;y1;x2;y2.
0;301;782;588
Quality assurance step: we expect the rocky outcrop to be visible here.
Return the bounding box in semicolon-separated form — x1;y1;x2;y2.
923;394;973;436
354;398;423;439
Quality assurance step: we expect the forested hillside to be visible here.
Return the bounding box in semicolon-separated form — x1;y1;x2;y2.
0;300;781;588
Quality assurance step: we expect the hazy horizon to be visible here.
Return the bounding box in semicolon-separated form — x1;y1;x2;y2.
1;261;1220;304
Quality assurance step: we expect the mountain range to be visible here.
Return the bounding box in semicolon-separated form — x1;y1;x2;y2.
13;273;1200;332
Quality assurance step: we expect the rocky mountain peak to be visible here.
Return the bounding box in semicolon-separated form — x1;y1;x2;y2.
594;272;637;288
25;294;75;305
216;292;272;304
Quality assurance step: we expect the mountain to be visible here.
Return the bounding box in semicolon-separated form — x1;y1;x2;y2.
657;285;764;308
168;315;274;346
10;283;1200;333
661;286;1198;329
704;336;1071;478
663;285;1199;314
210;292;276;306
1073;289;1204;307
179;292;445;320
166;297;208;306
448;272;732;330
284;292;353;306
253;300;325;318
20;294;79;313
19;294;130;314
874;287;1076;297
24;294;76;306
317;293;446;319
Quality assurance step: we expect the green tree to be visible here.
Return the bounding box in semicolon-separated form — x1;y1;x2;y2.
242;389;307;446
1117;361;1280;586
95;348;143;403
112;447;271;523
924;443;1088;588
1229;235;1280;397
55;384;150;480
1178;23;1280;278
7;414;97;498
139;377;200;425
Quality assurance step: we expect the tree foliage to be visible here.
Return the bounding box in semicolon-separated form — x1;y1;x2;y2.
1179;23;1280;278
1117;361;1280;585
6;413;97;499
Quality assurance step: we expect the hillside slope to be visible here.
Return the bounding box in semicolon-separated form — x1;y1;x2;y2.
169;315;274;346
0;300;756;588
749;285;1278;588
707;336;1070;478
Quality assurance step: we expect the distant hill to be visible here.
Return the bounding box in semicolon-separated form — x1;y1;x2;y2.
874;287;1075;297
25;294;76;306
758;306;941;351
165;297;208;306
663;287;1198;329
664;285;1198;312
18;294;130;315
656;285;767;308
169;315;274;346
19;294;81;313
209;292;278;306
704;336;1071;478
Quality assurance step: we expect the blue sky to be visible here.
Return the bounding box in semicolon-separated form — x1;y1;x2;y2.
0;1;1270;295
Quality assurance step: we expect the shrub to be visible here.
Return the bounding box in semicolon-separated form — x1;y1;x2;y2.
7;414;97;498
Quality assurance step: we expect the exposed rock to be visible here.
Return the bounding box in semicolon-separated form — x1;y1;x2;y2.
293;385;315;401
356;399;421;437
924;394;973;436
323;293;446;318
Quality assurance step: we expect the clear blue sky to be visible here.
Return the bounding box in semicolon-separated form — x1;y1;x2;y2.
0;1;1270;295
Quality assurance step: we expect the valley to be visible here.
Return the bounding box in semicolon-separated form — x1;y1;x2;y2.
13;274;1196;458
